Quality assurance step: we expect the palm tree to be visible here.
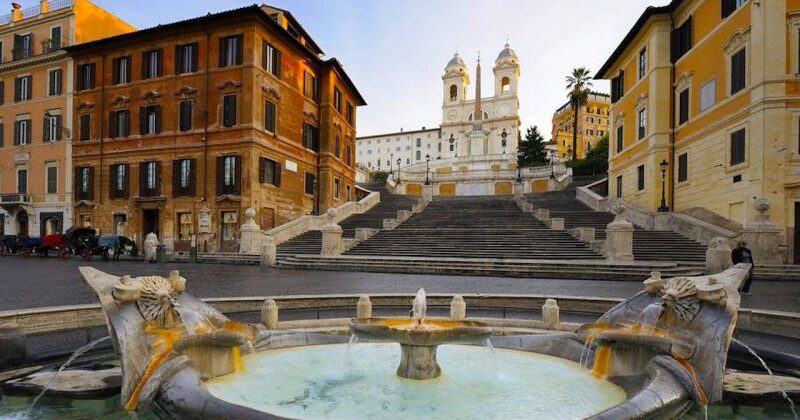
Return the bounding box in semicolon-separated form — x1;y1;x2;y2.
566;67;593;162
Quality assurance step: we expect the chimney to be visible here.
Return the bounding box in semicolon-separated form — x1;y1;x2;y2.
40;0;49;14
10;2;22;22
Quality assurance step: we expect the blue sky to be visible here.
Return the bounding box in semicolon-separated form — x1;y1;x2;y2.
89;0;667;137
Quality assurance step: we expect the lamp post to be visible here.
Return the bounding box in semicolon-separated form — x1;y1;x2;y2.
658;159;669;212
396;158;402;184
516;150;523;183
389;153;393;175
501;129;508;155
424;154;431;185
549;155;555;179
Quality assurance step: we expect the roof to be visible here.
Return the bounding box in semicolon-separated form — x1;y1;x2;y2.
64;3;365;106
260;4;323;55
595;0;683;79
357;127;441;140
446;53;465;69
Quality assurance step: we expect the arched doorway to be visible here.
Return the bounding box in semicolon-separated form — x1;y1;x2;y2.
16;211;28;236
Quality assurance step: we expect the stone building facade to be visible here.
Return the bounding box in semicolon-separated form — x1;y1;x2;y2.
65;4;364;253
355;127;441;172
0;0;134;237
550;92;610;160
597;0;800;263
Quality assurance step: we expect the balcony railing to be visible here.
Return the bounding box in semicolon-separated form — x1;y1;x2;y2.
0;0;73;25
0;193;32;205
7;38;69;62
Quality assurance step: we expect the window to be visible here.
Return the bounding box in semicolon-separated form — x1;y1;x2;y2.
140;161;160;197
304;172;316;195
678;89;689;124
616;175;623;198
216;155;240;195
449;84;457;101
416;138;421;147
109;163;128;199
112;56;131;85
177;213;192;241
259;157;281;186
303;123;319;151
175;43;198;74
219;35;243;67
48;69;62;95
731;48;746;94
699;79;717;112
76;166;93;200
179;101;193;132
79;114;90;141
346;102;354;124
415;150;421;161
113;214;127;236
334;135;341;158
139;105;161;135
14;118;30;145
265;100;276;133
345;145;352;166
77;64;95;91
672;17;693;61
262;40;281;77
49;26;62;50
637;165;645;191
17;169;27;194
678;153;688;182
334;178;340;199
638;48;647;79
730;128;746;165
334;87;342;113
222;95;237;127
638;108;646;140
14;75;32;102
13;34;32;60
0;123;4;147
722;0;747;18
46;165;57;194
43;114;61;142
142;49;162;79
109;110;129;138
173;158;195;197
303;71;318;101
0;81;4;105
616;125;624;153
501;77;510;93
611;70;625;102
221;211;237;241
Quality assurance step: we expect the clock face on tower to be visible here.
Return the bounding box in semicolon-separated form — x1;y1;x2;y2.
447;110;458;121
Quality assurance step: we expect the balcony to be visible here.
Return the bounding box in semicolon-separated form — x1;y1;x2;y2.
0;193;32;211
7;38;69;63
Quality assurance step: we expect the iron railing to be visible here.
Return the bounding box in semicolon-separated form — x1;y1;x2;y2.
0;0;72;25
0;193;32;204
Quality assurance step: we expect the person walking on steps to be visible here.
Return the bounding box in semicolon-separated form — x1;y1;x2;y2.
731;241;754;294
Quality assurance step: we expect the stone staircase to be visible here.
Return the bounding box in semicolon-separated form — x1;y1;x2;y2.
524;177;708;262
343;196;603;260
276;184;418;256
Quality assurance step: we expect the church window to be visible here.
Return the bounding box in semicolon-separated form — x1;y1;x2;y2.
449;85;457;101
501;77;510;93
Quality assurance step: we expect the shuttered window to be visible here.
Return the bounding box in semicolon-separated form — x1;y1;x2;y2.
109;164;129;199
259;157;281;186
303;71;318;101
112;56;131;85
334;87;342;113
678;153;688;182
14;75;32;102
616;175;623;198
637;108;646;140
172;158;196;197
346;102;354;124
216;155;241;195
75;166;94;200
48;69;62;95
77;64;95;91
219;35;243;68
79;114;90;141
0;81;5;105
46;166;58;194
345;145;352;166
304;172;316;195
141;49;163;79
265;100;276;133
731;48;746;94
722;0;746;18
139;105;161;135
109;110;130;138
0;123;4;147
175;43;198;74
303;123;319;152
678;89;689;125
610;70;625;103
262;40;281;77
14;119;30;145
730;128;746;166
139;161;161;197
637;165;645;191
179;100;193;132
671;17;693;62
43;114;61;142
223;95;237;127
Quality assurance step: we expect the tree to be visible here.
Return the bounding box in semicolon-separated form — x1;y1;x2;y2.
566;67;593;161
517;125;549;167
584;135;609;174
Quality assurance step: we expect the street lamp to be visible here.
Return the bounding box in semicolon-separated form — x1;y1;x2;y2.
501;129;508;155
658;159;669;212
516;150;524;183
389;153;393;175
396;158;402;184
549;155;555;179
425;154;431;185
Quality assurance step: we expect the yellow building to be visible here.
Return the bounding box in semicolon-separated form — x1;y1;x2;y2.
597;0;800;263
551;92;610;160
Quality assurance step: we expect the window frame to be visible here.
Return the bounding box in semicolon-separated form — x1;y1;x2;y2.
677;153;688;183
637;164;645;191
222;95;237;128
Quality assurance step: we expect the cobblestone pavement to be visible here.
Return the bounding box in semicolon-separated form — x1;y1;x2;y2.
0;256;797;312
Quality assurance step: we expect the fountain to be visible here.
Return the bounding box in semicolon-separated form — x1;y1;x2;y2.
349;288;493;379
14;263;771;418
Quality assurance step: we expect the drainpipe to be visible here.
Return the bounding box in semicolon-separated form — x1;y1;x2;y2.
202;29;211;201
669;14;676;212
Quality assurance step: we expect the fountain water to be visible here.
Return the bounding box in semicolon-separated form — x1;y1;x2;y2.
27;336;111;415
732;338;798;419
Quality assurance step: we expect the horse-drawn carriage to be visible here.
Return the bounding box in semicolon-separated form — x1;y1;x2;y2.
1;234;70;258
63;227;136;261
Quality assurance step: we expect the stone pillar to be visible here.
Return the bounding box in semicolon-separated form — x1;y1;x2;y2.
450;295;466;321
547;177;558;192
550;218;565;230
396;210;412;222
423;184;434;201
705;237;733;275
542;298;560;329
534;208;549;221
239;208;262;254
605;203;634;262
357;295;372;319
260;236;277;266
355;228;375;242
740;199;785;264
261;299;279;329
320;221;343;256
513;182;525;198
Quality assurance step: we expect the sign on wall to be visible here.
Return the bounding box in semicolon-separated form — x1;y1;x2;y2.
285;160;298;172
198;205;212;234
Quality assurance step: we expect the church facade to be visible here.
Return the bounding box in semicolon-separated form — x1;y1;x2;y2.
355;44;521;170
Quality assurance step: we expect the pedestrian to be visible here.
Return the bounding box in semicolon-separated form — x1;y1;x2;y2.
731;241;754;294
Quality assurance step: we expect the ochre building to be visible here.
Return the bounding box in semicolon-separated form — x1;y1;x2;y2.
551;92;610;160
65;4;364;253
0;0;133;237
597;0;800;263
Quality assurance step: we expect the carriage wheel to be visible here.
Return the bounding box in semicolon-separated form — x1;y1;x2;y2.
80;249;92;261
58;246;70;260
19;248;31;258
